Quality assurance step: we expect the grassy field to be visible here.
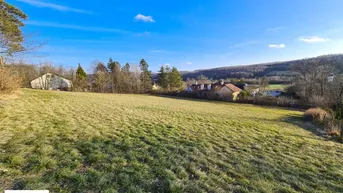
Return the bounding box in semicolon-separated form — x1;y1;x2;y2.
265;84;290;91
1;89;343;192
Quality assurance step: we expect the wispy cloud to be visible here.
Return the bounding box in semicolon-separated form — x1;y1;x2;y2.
151;50;168;53
16;0;92;14
299;36;330;43
267;26;285;32
180;61;192;65
268;44;285;48
230;41;260;48
26;21;130;34
135;31;151;37
134;14;155;22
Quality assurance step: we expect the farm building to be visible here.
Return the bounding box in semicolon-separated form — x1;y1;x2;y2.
31;73;72;90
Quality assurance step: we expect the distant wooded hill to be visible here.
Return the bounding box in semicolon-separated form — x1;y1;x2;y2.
179;54;343;80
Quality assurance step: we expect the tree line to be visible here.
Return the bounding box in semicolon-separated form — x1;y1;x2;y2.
72;58;184;93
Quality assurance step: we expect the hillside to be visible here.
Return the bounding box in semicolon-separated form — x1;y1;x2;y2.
1;89;343;192
181;54;343;80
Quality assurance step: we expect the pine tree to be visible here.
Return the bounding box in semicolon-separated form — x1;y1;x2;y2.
169;67;183;89
157;66;168;89
121;63;131;93
76;63;87;80
122;63;130;73
0;1;28;58
139;59;152;93
0;1;28;91
107;58;120;72
75;63;87;91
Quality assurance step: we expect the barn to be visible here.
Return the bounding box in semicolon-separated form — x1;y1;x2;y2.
31;73;72;90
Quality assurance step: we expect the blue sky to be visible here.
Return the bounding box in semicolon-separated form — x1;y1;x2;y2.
8;0;343;72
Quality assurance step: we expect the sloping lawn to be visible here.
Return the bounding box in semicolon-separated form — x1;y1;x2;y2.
1;89;343;192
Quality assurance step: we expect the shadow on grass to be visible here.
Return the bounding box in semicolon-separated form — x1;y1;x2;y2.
282;115;342;143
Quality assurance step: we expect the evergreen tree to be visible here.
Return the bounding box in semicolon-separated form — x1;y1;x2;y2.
121;63;131;93
107;58;120;72
139;59;152;93
0;1;28;90
112;61;121;92
76;63;87;80
157;65;168;89
0;1;28;58
122;63;130;73
169;67;183;89
75;63;87;91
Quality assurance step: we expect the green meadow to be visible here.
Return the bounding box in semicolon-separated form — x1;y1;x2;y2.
1;89;343;192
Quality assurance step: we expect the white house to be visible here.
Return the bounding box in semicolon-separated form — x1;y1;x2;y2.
328;74;335;82
31;73;72;90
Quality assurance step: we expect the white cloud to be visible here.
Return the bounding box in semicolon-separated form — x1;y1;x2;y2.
26;21;130;33
299;36;329;43
268;44;285;48
16;0;92;14
134;14;155;22
179;61;192;65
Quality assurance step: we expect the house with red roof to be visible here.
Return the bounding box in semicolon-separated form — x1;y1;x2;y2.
185;81;242;101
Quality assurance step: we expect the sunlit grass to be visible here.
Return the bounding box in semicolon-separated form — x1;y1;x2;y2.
1;89;343;192
265;84;290;91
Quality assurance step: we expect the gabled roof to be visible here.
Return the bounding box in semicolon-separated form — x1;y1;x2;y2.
225;83;242;92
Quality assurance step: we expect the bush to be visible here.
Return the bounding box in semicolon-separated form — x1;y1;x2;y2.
303;108;328;122
324;119;342;136
0;67;22;94
237;95;304;108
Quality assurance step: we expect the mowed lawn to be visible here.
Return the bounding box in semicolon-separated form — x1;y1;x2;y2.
1;89;343;192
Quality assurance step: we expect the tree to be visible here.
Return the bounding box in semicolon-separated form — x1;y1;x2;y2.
157;65;168;89
0;1;28;92
74;63;87;91
107;58;121;93
290;58;335;106
139;59;152;93
120;63;131;93
0;0;28;60
169;67;183;89
76;63;87;79
196;75;211;84
93;61;110;93
258;77;269;94
107;58;120;72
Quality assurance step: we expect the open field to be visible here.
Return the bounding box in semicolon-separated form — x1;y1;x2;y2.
265;84;290;91
1;89;343;192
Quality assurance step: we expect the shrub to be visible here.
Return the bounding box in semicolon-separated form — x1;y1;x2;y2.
324;119;342;136
0;67;22;94
303;108;328;122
